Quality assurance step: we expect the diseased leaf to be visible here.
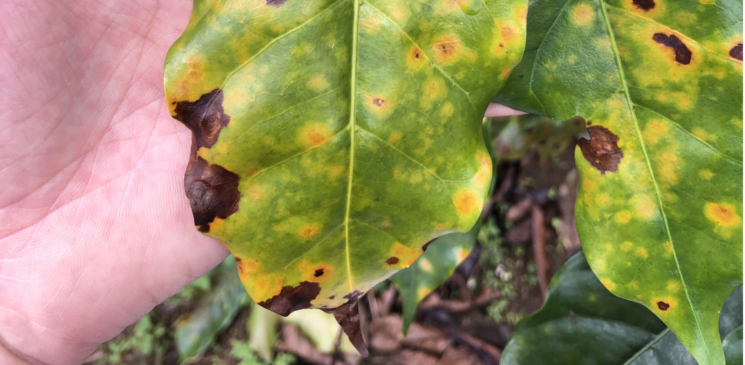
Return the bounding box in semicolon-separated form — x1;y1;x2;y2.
495;0;743;363
391;120;497;336
501;251;744;365
174;257;249;360
165;0;527;354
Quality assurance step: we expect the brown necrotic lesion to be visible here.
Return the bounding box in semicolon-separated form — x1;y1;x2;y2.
652;33;692;65
632;0;655;11
730;43;743;61
173;89;241;232
578;125;624;174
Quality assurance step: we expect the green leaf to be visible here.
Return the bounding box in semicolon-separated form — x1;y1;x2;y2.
175;257;248;360
164;0;527;353
502;251;744;365
495;1;743;363
724;326;743;365
391;223;479;335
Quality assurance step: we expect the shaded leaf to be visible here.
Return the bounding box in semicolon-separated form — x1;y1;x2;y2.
501;251;744;365
175;257;248;360
165;0;528;352
723;326;743;365
391;224;479;335
495;0;743;363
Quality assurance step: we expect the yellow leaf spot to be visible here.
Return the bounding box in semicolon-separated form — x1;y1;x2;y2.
360;13;381;34
453;189;479;217
299;223;321;238
699;170;714;180
604;243;614;252
616;211;633;224
692;127;717;142
600;279;615;291
406;44;426;69
431;34;462;64
298;123;333;148
596;193;611;207
388;131;402;145
588;294;597;302
630;281;638;290
247;184;266;201
420;259;433;272
473;152;492;187
594;258;607;272
440;102;454;117
704;202;740;227
621;241;633;251
417;288;431;301
631;194;657;220
666;281;680;292
570;3;595;26
644;120;668;144
657;151;680;184
635;247;649;259
390;242;423;267
663;241;673;256
457;248;469;262
307;75;329;92
235;256;259;278
410;172;424;184
365;94;396;119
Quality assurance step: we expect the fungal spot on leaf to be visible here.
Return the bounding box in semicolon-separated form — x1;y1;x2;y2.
652;33;692;65
657;301;670;311
328;295;335;300
258;281;321;316
314;269;324;277
386;257;400;265
185;155;240;232
730;43;743;61
298;123;333;148
453;189;479;216
265;0;287;7
632;0;655;10
322;301;368;356
373;98;385;107
299;223;320;238
432;35;461;63
173;89;231;149
578;125;624;174
704;202;740;227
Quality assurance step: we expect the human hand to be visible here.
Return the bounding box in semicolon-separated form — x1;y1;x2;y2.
0;1;524;364
0;2;229;364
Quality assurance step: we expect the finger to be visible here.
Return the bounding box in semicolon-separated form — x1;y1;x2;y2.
484;103;527;117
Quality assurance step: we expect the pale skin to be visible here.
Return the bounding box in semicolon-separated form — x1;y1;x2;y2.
0;1;523;364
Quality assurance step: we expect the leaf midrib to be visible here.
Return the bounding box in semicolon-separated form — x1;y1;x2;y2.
343;0;361;294
596;0;709;360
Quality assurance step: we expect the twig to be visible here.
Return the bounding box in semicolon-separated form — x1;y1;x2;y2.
531;203;548;299
367;290;380;321
329;329;344;365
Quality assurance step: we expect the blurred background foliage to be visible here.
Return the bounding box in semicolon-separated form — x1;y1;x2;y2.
88;114;595;365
